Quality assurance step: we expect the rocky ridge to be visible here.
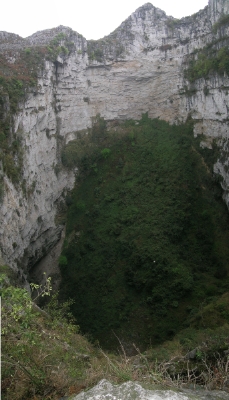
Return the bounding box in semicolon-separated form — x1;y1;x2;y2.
0;0;229;274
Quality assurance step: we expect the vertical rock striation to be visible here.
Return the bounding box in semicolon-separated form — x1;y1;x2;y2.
0;0;229;272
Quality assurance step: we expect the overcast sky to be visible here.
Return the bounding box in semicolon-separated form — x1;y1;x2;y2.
2;0;209;40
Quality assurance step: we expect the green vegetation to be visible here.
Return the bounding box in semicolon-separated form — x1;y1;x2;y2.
0;136;24;183
184;44;229;82
59;114;229;349
0;46;48;185
0;80;23;183
87;41;104;62
1;268;95;399
87;36;125;62
213;14;229;33
47;32;75;62
2;261;229;399
0;31;76;187
146;323;229;388
61;114;107;169
166;18;180;31
3;114;229;398
101;148;111;159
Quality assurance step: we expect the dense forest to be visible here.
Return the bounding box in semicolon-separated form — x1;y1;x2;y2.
59;114;229;350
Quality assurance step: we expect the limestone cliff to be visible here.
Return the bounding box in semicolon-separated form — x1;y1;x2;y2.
0;0;229;273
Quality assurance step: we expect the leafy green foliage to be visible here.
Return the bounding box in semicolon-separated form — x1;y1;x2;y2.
0;77;24;112
184;45;229;82
0;47;47;185
2;263;229;398
0;33;75;186
46;33;75;61
166;18;180;31
0;141;24;183
101;148;111;159
61;114;107;169
1;272;94;400
213;14;229;33
0;46;46;109
59;115;229;349
0;118;24;183
30;272;52;301
87;35;126;62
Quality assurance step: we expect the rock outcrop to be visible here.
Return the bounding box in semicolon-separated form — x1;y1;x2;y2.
0;0;229;273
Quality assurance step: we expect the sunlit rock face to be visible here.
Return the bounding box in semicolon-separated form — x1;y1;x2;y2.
0;0;229;272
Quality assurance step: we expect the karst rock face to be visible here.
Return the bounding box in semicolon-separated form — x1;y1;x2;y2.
0;0;229;273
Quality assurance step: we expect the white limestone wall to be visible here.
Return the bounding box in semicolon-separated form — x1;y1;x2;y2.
0;0;229;270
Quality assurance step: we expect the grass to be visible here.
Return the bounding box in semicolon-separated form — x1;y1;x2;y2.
1;268;101;399
2;262;229;399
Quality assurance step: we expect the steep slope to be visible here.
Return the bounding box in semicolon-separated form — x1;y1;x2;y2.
59;115;229;348
0;0;229;277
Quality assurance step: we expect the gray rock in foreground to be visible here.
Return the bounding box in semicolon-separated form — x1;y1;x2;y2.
71;379;229;400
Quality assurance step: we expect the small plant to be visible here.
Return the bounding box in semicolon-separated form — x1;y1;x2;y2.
46;33;72;62
101;148;111;159
1;271;93;399
166;18;180;31
24;48;31;55
30;272;52;301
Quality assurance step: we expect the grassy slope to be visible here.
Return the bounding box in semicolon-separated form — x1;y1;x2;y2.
59;115;229;350
2;262;229;399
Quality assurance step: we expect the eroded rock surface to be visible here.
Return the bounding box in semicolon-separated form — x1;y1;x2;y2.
0;0;229;272
72;379;229;400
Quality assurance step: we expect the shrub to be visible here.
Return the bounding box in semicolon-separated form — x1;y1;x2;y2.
101;148;111;159
166;18;180;30
213;14;229;33
184;45;229;82
1;273;93;400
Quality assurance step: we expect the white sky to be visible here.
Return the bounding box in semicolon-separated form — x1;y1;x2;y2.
2;0;209;40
